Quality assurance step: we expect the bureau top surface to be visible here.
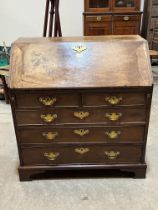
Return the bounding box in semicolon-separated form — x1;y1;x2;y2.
9;35;153;89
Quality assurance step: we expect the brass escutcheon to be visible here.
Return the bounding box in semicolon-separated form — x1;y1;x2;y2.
74;129;90;137
73;46;87;53
44;152;60;161
41;114;57;123
39;97;57;106
105;96;122;105
105;131;121;139
105;113;122;121
74;111;90;120
97;16;102;21
75;147;90;155
42;132;58;140
104;151;120;160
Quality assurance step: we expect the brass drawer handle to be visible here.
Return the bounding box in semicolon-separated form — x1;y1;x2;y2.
44;152;60;161
74;111;90;120
123;16;129;21
41;114;57;123
105;131;121;139
105;96;122;105
97;16;102;21
39;97;57;106
42;132;58;140
105;113;122;121
74;129;90;136
75;147;90;155
104;151;120;160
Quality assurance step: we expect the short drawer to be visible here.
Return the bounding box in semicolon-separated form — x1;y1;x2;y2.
15;92;80;108
15;107;146;125
21;145;142;165
86;15;112;22
83;92;146;106
18;125;145;144
113;15;140;22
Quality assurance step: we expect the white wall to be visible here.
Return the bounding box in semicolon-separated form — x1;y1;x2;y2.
0;0;84;45
0;0;143;46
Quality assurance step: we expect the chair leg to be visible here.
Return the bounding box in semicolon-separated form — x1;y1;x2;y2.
57;0;62;37
49;0;55;37
54;0;62;37
43;0;50;37
1;76;9;104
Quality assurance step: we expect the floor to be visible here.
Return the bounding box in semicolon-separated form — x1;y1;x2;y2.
0;86;158;210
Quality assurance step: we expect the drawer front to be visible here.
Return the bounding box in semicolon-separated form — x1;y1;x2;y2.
15;108;146;125
15;93;80;108
113;15;140;35
86;15;112;22
85;15;112;35
21;145;142;165
152;5;158;16
113;15;140;22
18;125;145;144
113;24;140;35
83;92;146;106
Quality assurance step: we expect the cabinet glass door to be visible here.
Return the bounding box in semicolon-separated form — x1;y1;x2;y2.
115;0;135;8
89;0;109;8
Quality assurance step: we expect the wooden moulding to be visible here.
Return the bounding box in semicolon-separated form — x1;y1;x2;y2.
18;163;147;181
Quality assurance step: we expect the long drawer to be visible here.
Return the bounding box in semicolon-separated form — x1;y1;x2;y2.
18;125;145;144
21;145;142;165
15;107;146;125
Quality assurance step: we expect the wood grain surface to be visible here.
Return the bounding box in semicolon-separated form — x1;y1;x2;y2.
9;35;153;89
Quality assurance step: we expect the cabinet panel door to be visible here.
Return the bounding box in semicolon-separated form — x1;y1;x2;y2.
86;22;112;35
113;0;137;9
85;0;111;12
85;15;112;36
113;15;140;35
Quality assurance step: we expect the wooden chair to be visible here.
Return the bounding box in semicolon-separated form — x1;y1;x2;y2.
0;69;9;104
149;20;158;64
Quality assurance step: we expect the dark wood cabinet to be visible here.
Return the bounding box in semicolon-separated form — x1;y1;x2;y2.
9;36;153;181
84;0;142;36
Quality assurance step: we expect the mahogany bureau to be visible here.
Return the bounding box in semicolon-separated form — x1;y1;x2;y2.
9;35;153;181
